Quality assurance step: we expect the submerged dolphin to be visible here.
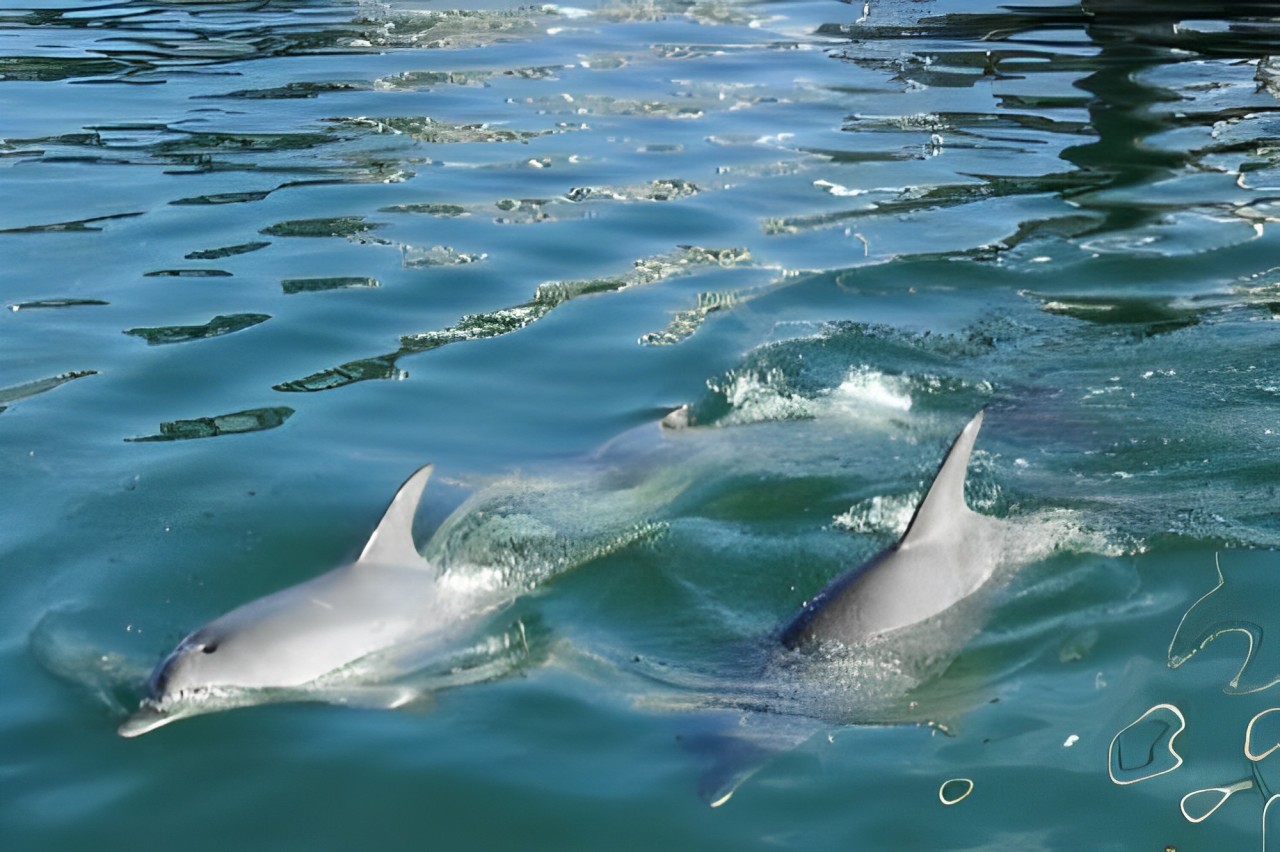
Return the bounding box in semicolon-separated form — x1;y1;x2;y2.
780;409;993;648
121;464;460;737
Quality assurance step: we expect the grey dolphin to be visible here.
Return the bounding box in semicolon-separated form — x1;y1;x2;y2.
698;410;998;806
118;410;705;738
120;464;460;737
780;409;994;648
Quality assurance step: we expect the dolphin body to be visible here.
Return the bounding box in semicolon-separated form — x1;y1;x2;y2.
700;410;1000;805
120;464;468;737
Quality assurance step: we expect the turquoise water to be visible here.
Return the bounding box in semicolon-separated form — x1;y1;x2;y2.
6;0;1280;847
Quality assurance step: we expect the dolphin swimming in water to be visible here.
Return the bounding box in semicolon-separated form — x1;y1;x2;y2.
696;410;1001;806
118;412;706;738
780;409;994;649
120;464;468;737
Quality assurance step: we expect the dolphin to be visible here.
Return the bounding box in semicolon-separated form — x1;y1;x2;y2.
697;410;1000;806
119;464;478;737
117;410;706;738
780;409;994;648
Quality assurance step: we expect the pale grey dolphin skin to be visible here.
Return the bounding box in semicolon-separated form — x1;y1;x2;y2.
780;409;992;649
120;464;442;737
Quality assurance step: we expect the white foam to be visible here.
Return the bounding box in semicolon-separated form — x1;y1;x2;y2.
832;492;919;536
827;366;913;415
437;563;508;596
708;368;816;425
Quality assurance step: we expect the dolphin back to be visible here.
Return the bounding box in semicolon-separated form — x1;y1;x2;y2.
780;410;987;648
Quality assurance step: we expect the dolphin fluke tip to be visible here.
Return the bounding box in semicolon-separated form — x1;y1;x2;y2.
117;702;176;738
707;789;735;808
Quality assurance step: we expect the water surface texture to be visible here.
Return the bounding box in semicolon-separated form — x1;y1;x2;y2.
6;0;1280;848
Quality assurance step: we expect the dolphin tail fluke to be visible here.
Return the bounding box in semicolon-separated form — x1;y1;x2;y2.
693;732;776;807
358;463;434;565
682;712;819;807
900;410;984;545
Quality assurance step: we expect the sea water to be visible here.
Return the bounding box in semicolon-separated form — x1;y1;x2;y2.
5;0;1280;848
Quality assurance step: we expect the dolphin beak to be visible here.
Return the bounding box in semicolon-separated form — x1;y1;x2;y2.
117;702;176;738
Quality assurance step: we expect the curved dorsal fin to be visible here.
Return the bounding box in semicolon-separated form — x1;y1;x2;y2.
900;410;984;546
358;464;433;565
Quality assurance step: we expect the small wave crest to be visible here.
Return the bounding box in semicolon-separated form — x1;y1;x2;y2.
29;605;156;717
426;474;675;591
832;492;920;536
704;364;920;427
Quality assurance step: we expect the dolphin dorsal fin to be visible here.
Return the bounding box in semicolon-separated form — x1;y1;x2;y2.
900;410;984;546
358;464;433;566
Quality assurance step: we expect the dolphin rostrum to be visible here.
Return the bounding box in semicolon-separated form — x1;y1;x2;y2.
120;464;466;737
780;409;994;649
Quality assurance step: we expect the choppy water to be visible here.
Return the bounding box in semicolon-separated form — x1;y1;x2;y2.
7;0;1280;847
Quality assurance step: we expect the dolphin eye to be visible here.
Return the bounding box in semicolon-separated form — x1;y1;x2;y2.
201;643;219;654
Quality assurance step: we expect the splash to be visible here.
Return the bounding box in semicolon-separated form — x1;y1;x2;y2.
701;361;964;429
425;472;679;591
827;366;914;414
832;493;918;537
706;367;816;425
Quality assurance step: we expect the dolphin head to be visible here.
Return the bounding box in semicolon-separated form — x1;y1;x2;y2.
118;613;293;737
119;464;437;738
118;647;235;738
147;629;227;700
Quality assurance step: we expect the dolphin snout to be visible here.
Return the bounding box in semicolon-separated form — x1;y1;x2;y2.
118;701;174;738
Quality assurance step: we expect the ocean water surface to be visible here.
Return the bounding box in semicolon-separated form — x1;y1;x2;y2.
6;0;1280;847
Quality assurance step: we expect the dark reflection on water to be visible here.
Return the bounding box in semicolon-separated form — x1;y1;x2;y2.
815;0;1280;244
0;370;97;413
275;245;750;392
126;406;295;442
123;313;270;345
0;1;366;80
